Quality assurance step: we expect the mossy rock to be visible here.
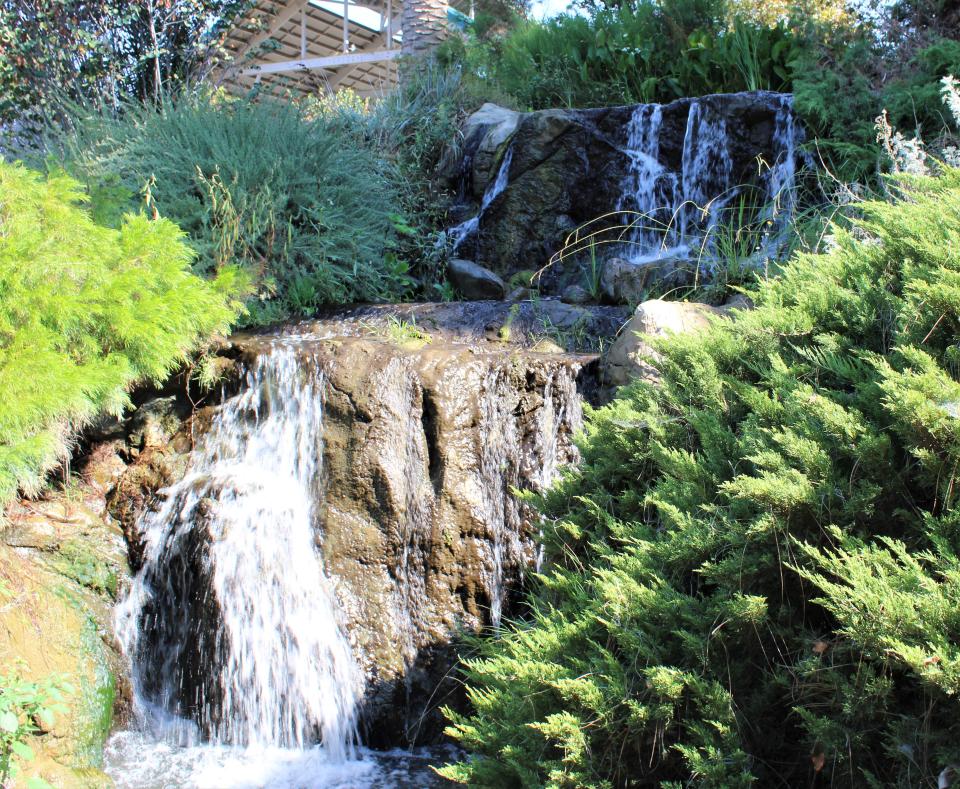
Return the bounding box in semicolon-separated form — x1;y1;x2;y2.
0;545;116;787
0;489;122;789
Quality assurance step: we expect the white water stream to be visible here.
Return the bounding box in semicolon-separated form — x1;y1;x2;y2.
615;94;800;269
447;146;515;254
107;348;443;788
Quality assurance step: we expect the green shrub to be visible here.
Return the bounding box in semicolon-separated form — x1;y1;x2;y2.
61;94;410;324
307;65;502;300
448;0;802;111
440;168;960;786
0;161;243;504
795;36;960;180
0;664;70;789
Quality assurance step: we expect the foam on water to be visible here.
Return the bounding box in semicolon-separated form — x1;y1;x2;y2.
110;347;373;785
105;731;447;789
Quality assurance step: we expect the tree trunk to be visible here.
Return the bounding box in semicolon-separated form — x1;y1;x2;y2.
401;0;449;61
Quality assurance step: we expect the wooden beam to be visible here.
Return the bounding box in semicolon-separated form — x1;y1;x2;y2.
242;47;401;75
300;7;307;56
231;15;377;57
325;12;400;89
227;0;309;69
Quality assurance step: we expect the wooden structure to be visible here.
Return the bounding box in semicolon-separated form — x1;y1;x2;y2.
213;0;406;98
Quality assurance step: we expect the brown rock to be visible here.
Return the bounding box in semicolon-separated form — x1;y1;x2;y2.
602;299;727;389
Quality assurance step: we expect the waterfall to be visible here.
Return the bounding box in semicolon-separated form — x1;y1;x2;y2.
448;146;514;255
111;346;366;784
477;363;582;627
615;104;678;251
680;99;735;240
477;366;522;628
614;94;800;269
760;94;799;240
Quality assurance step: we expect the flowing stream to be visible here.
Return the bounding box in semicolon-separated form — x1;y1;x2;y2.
106;347;445;788
447;145;514;254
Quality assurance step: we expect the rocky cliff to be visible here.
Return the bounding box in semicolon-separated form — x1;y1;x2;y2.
443;92;803;295
98;302;628;748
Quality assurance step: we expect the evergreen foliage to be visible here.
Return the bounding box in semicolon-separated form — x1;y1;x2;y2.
62;95;410;324
795;36;960;179
0;161;243;504
442;0;802;109
441;168;960;787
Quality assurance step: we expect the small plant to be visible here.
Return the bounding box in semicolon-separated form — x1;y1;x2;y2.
533;308;592;352
431;279;457;303
0;664;71;789
876;74;960;176
362;315;433;348
581;241;604;301
507;270;538;293
498;303;521;342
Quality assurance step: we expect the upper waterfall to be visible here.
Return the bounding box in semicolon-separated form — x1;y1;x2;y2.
614;93;798;268
441;91;805;294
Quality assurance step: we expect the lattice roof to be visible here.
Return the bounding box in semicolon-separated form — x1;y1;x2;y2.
212;0;402;98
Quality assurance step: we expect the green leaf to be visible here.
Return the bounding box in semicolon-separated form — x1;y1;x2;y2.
10;740;35;761
0;711;19;732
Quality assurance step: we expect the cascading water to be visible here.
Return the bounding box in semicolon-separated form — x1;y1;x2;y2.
106;346;435;788
614;94;800;269
759;94;801;244
477;364;581;626
448;146;514;254
615;104;679;251
679;99;735;240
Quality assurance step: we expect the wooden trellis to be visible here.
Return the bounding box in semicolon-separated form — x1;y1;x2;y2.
213;0;403;98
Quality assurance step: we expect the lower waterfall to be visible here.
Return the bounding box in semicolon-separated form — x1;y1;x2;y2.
106;345;443;788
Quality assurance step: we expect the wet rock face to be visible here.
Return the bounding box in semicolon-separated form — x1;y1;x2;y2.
231;323;585;745
104;303;626;748
446;91;803;290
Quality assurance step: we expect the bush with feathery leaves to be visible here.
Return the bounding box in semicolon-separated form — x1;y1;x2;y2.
0;161;244;505
61;95;410;325
440;167;960;787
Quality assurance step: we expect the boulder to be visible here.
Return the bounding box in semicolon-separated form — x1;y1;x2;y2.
460;103;522;198
601;251;691;304
561;284;593;304
448;259;507;300
312;337;583;743
602;299;726;389
536;299;592;331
